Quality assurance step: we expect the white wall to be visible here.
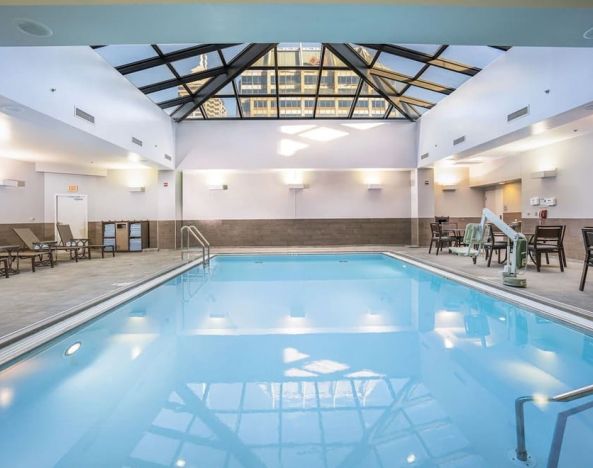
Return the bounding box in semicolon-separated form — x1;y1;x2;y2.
43;169;159;223
418;47;593;166
433;166;484;218
176;120;417;170
469;132;593;219
0;157;44;223
183;170;412;220
0;46;175;169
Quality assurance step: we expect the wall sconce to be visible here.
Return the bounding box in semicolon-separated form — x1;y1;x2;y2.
531;169;557;179
0;179;25;188
288;183;307;190
207;184;228;191
367;183;383;191
442;185;457;191
128;186;146;192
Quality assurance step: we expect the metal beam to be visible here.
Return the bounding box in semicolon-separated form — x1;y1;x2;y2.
369;67;454;95
173;43;277;121
141;66;225;95
116;43;241;75
324;43;413;121
361;43;481;77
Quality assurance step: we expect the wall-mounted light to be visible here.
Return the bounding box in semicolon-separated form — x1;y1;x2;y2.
288;183;307;191
442;185;457;191
128;186;146;192
531;169;557;179
367;183;383;191
0;179;25;188
207;184;228;191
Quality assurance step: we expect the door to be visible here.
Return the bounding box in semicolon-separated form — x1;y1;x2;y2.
55;194;88;241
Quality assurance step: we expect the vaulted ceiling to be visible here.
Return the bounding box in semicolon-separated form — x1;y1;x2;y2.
94;43;508;122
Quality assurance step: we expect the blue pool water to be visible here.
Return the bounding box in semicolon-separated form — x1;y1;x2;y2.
1;253;593;467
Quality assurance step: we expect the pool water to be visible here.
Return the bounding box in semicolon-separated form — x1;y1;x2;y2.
1;253;593;467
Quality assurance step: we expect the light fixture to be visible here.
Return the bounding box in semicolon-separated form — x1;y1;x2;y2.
288;183;307;190
127;152;141;163
207;184;228;191
531;169;557;179
442;185;457;191
64;341;81;356
175;460;187;468
14;18;53;38
406;453;417;464
367;183;383;190
0;179;25;188
128;186;145;192
584;26;593;40
0;105;22;115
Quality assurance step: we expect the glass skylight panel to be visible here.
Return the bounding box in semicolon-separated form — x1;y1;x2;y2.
277;70;302;94
94;45;157;67
349;44;377;64
323;50;347;68
146;86;182;104
318;70;336;94
235;71;276;95
185;107;204;119
163;105;180;116
393;43;441;56
440;45;504;69
240;97;276;118
335;71;360;94
172;52;223;77
202;97;239;118
279;98;314;117
419;66;470;89
359;82;379;96
221;44;248;62
388;107;403;119
375;53;424;77
157;44;200;54
185;78;211;94
315;98;353;117
126;65;175;87
379;78;406;94
353;98;388;118
301;44;322;67
252;50;275;67
215;82;235;96
404;86;446;104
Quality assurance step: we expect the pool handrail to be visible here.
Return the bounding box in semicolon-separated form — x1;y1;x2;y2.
180;225;210;264
514;383;593;463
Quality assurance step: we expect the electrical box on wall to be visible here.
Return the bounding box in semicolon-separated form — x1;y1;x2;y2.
542;197;557;206
529;197;540;206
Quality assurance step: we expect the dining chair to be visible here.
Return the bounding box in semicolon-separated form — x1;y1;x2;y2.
579;227;593;291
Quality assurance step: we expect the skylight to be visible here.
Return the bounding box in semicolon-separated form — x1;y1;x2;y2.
93;43;508;122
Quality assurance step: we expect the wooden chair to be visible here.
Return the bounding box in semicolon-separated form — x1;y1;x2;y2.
528;225;565;272
579;227;593;291
484;224;508;267
429;222;453;255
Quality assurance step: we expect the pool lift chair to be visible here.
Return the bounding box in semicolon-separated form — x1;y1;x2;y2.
450;208;528;288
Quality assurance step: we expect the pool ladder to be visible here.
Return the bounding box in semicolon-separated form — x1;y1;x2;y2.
180;225;210;265
513;382;593;465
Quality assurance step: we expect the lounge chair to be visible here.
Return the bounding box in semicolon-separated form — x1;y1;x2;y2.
0;258;8;278
13;227;80;263
3;237;54;272
57;224;115;259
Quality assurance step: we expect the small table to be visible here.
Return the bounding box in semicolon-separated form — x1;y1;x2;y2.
0;245;22;274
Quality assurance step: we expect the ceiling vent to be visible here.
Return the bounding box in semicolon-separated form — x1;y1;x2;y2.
420;152;429;160
164;154;172;161
132;137;143;147
507;106;529;122
74;107;95;124
453;135;466;146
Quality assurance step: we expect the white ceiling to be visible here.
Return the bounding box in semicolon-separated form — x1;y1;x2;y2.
0;96;151;170
0;2;592;47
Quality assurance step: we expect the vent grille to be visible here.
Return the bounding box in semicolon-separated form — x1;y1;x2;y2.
74;107;95;124
132;137;143;147
453;135;466;146
420;152;429;160
507;106;529;122
164;154;172;161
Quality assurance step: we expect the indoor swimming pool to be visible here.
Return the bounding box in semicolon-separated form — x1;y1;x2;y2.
1;253;592;467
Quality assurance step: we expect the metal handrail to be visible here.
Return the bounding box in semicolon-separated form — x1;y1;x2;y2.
180;225;210;264
514;383;593;463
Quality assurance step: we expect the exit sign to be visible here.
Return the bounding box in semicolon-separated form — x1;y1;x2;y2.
68;185;78;192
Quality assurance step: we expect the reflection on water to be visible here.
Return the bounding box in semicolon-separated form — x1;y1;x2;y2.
1;254;593;467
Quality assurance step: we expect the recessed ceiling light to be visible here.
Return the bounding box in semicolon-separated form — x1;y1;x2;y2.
584;27;593;40
13;18;53;38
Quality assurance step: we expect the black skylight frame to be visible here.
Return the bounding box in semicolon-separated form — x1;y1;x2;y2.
94;43;510;122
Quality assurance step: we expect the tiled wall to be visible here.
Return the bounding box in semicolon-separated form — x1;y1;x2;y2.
183;219;412;247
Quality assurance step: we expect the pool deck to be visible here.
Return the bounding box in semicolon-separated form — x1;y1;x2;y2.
0;245;592;342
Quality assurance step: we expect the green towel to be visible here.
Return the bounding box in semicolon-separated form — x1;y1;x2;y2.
449;223;484;257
